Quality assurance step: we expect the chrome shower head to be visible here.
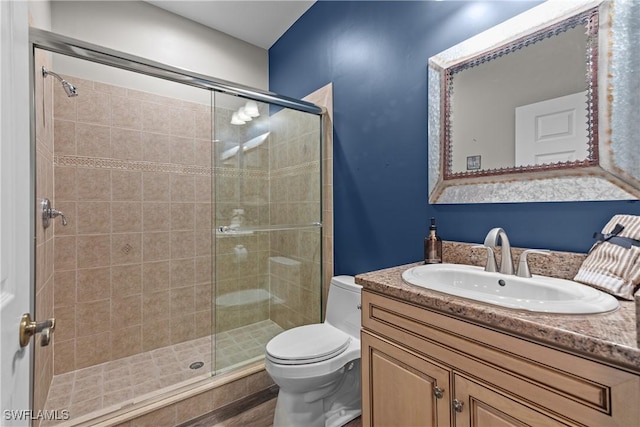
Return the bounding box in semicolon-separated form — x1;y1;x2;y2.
42;66;78;97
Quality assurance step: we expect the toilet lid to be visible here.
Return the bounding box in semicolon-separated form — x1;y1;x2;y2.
266;324;351;365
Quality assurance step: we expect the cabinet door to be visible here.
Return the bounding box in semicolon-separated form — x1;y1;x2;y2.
453;374;575;427
362;331;451;427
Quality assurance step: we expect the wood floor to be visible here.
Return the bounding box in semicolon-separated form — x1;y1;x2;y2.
180;386;362;427
201;399;362;427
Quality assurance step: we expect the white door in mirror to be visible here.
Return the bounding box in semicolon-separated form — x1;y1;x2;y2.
515;90;589;167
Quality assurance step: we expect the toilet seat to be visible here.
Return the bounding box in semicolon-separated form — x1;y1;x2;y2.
266;324;351;365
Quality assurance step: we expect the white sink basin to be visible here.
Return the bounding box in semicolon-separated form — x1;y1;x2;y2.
401;263;619;314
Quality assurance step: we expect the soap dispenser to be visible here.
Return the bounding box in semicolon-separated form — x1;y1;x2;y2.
424;217;443;264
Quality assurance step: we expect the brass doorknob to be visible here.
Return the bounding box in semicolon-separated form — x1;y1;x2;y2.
19;313;55;347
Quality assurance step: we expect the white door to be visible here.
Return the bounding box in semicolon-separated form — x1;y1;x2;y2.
515;91;589;167
1;1;33;426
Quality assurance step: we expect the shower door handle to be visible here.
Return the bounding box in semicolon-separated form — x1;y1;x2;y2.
19;313;56;347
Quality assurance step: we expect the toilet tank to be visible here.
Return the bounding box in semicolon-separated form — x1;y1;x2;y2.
325;276;362;339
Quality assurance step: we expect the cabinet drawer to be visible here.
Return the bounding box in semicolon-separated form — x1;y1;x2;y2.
362;290;640;426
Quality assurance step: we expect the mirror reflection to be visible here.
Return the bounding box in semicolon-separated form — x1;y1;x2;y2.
445;8;598;177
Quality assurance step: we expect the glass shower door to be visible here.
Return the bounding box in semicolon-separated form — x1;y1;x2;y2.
36;50;216;422
213;92;323;373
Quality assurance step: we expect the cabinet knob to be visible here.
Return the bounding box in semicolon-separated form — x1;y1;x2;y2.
453;399;464;413
433;386;444;399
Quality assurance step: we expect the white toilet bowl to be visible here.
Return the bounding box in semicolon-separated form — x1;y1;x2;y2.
265;276;362;427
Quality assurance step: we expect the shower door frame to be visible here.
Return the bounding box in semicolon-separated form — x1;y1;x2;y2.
28;27;324;421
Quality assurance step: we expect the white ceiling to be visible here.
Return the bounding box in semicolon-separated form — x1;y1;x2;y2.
146;1;316;49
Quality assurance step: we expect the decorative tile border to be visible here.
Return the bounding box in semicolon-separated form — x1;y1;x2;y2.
54;155;274;179
270;161;320;179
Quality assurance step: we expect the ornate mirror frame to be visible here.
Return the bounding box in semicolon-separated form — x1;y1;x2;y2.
428;0;640;204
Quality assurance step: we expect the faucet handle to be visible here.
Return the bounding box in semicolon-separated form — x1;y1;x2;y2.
516;249;550;278
472;245;498;273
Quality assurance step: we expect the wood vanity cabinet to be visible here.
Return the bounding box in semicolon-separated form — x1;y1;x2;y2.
361;290;640;427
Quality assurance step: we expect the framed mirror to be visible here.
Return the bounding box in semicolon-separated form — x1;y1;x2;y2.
428;0;640;204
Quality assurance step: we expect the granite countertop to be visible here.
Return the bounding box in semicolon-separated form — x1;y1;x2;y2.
356;261;640;373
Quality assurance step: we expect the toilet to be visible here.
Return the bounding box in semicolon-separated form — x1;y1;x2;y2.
265;275;362;427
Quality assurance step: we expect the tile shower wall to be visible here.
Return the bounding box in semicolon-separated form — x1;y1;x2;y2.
34;49;56;423
214;109;272;333
213;102;322;333
268;109;322;329
52;74;214;374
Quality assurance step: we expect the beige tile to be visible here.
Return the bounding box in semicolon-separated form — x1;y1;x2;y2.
54;119;76;155
141;132;172;163
170;107;195;138
112;263;142;297
142;102;172;134
111;232;142;265
142;319;172;351
143;202;171;231
112;170;142;201
195;256;212;284
142;172;170;202
170;203;195;231
53;339;75;374
170;287;195;315
111;202;142;233
174;388;216;424
77;168;111;201
54;236;76;271
142;261;170;292
194;139;212;168
54;167;77;202
111;294;142;330
77;234;110;268
112;95;143;130
76;123;110;158
195;175;212;202
195;203;212;230
170;258;195;288
170;174;195;202
53;86;77;121
111;128;143;160
75;332;112;369
76;267;110;302
171;231;195;259
130;402;177;427
103;373;132;393
94;81;127;96
111;328;142;361
170;136;195;165
195;230;213;256
77;88;111;126
142;289;171;323
70;395;103;418
54;270;76;307
77;201;111;234
53;304;76;342
194;284;212;312
76;299;110;337
143;232;171;262
170;312;196;344
195;110;212;140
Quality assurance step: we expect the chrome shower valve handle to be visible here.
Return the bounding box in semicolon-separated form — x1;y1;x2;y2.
41;198;68;228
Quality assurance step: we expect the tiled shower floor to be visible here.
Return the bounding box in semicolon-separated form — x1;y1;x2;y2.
42;320;283;426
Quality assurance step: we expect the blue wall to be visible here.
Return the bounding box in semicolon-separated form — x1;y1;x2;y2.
269;1;640;276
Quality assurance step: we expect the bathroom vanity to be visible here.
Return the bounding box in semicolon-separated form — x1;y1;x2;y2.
357;262;640;427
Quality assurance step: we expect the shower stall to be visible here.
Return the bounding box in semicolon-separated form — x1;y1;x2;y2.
30;29;325;425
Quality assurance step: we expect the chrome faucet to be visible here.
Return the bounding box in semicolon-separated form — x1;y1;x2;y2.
483;228;514;275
